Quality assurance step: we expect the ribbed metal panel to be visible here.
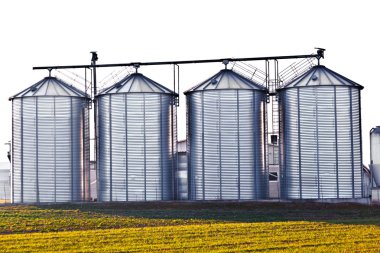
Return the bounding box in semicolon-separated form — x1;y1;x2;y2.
176;151;188;200
97;93;176;201
11;95;90;203
187;90;267;200
175;140;187;200
279;85;362;199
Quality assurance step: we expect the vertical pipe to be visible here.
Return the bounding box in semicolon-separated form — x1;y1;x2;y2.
173;65;176;95
176;67;180;198
254;92;258;198
280;93;286;199
172;66;176;200
264;61;270;200
280;94;284;198
11;101;14;203
125;94;128;201
201;92;205;200
83;70;89;201
237;90;241;200
277;94;284;199
91;52;98;202
297;88;302;199
171;96;175;200
370;129;373;188
349;89;355;198
315;88;320;199
20;100;23;203
160;95;164;200
70;97;75;201
275;60;279;90
265;60;268;87
81;104;84;202
143;94;147;201
174;101;178;200
278;93;282;199
358;89;364;197
334;86;339;198
86;103;90;201
263;92;268;199
177;65;180;106
109;95;113;201
85;68;87;100
187;98;191;200
81;103;85;201
176;68;179;197
71;97;75;201
172;65;178;199
174;99;178;200
87;103;90;201
218;93;222;199
36;97;39;203
54;98;56;203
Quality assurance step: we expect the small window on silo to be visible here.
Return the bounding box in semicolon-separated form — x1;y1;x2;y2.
270;135;278;145
269;172;278;181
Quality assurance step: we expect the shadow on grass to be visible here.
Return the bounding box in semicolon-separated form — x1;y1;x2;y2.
36;201;380;225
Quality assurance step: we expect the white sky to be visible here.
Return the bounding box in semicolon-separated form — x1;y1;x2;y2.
0;0;379;166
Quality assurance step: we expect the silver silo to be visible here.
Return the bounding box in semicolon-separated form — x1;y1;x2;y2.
97;72;177;201
370;127;380;187
185;69;268;200
278;65;363;199
10;77;90;203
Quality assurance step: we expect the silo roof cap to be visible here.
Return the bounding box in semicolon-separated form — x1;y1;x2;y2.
9;76;89;100
97;73;176;95
184;69;267;94
277;65;363;90
370;127;380;134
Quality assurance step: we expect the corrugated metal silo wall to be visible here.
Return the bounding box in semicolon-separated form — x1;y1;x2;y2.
187;90;267;200
97;93;176;201
279;86;362;199
12;97;90;203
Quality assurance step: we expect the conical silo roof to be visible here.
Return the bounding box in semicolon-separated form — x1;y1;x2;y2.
98;73;175;95
278;65;363;90
9;76;88;100
184;69;267;94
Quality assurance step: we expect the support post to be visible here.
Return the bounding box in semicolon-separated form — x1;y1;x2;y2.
91;51;98;201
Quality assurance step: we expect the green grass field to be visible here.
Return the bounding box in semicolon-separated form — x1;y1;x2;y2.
0;201;380;252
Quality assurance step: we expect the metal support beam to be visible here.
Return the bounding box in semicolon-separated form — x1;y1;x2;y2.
33;54;320;70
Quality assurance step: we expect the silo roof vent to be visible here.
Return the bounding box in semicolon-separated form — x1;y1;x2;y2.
98;73;175;95
184;69;267;94
278;65;363;90
9;77;88;100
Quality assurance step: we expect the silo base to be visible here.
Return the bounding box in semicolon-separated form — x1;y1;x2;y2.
313;198;371;205
372;188;380;204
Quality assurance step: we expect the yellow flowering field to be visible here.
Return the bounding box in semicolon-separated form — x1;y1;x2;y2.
1;221;380;252
0;202;379;252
